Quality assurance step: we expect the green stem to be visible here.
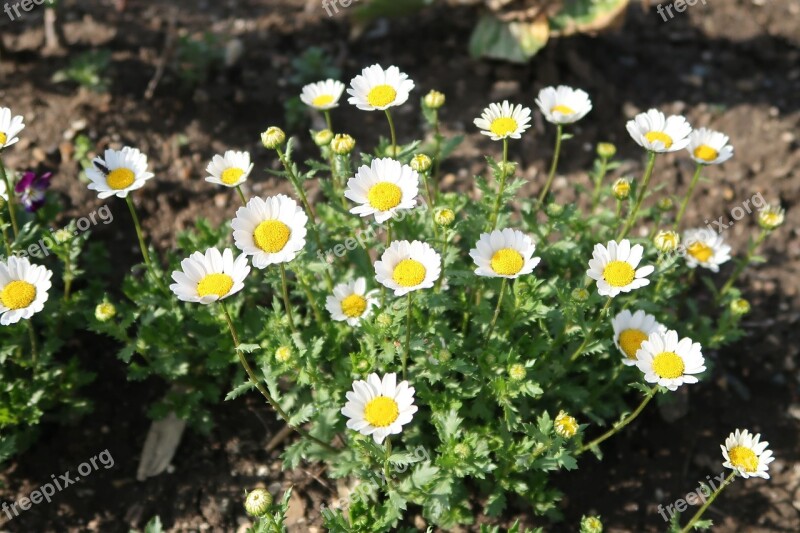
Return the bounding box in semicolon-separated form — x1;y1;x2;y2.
235;185;247;205
279;264;297;334
488;138;509;231
0;157;19;237
435;229;448;293
63;253;72;302
718;229;769;299
219;301;336;453
568;297;613;363
617;151;658;241
383;437;393;488
679;471;737;533
297;271;324;324
0;208;12;256
432;111;442;202
578;385;658;454
419;171;437;240
27;320;38;363
385;109;398;157
403;292;413;380
323;110;333;131
125;195;167;294
674;163;703;230
538;124;563;205
386;219;392;247
485;278;508;341
591;156;609;211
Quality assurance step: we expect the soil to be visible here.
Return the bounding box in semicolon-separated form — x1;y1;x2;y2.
1;0;799;531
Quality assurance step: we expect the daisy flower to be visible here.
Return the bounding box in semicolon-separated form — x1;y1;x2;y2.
375;240;441;297
86;147;155;199
232;195;308;268
687;127;734;165
345;158;419;223
300;79;346;110
341;372;417;444
626;109;692;153
635;329;705;391
721;429;775;479
469;228;541;279
586;239;654;297
611;309;665;365
535;86;592;125
474;101;532;141
0;256;52;326
0;107;25;150
170;248;250;304
205;150;254;188
326;277;380;326
682;228;731;272
347;64;415;111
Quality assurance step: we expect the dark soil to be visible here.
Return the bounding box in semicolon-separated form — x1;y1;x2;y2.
1;0;798;531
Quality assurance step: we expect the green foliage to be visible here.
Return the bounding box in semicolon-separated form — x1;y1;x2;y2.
52;49;111;91
174;32;225;88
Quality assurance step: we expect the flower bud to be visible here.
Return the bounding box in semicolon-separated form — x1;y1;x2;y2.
275;346;292;363
571;288;590;302
376;313;393;329
244;488;273;517
730;298;750;315
508;363;526;381
453;442;470;459
612;178;630;200
653;230;680;253
438;349;451;363
434;208;455;227
313;129;333;146
410;154;432;173
554;410;578;439
580;515;603;533
545;203;564;218
758;205;785;231
54;228;73;243
331;134;355;155
95;301;117;322
500;161;517;177
261;127;286;150
423;90;445;110
596;142;616;159
657;197;674;211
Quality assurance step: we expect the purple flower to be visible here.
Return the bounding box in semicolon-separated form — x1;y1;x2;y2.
15;171;53;212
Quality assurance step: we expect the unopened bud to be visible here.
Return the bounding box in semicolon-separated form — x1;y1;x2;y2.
653;230;680;253
596;142;616;159
410;154;432;173
244;488;273;517
612;178;630;200
331;134;355;155
423;90;445;110
313;129;333;146
758;205;785;231
434;208;455;227
261;127;286;150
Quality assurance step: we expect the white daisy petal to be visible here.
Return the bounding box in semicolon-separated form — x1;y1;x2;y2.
635;329;705;390
0;256;52;325
341;372;417;444
169;248;250;304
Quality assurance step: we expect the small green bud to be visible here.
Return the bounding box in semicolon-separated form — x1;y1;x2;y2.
657;197;674;211
313;129;333;147
275;346;292;363
508;364;526;381
571;288;590;302
580;515;603;533
500;161;517;177
410;154;432;173
331;134;356;155
653;230;680;253
612;178;631;200
438;349;451;363
434;208;455;227
758;205;785;231
423;90;445;110
95;301;117;322
376;313;392;329
261;127;286;150
244;488;273;517
596;142;616;159
730;298;750;315
453;442;470;459
545;203;564;218
54;228;73;244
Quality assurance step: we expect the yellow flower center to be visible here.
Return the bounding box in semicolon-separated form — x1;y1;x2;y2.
693;144;719;162
392;259;426;288
619;329;649;360
196;273;234;298
341;294;367;318
367;182;403;212
0;280;36;310
489;117;518;138
363;396;399;428
106;168;135;190
728;445;759;472
366;84;397;108
652;351;685;379
0;132;7;146
602;260;635;287
551;104;575;115
312;94;335;107
644;131;673;149
253;220;291;253
761;213;780;226
687;241;713;263
555;414;578;438
221;167;245;185
490;248;524;276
